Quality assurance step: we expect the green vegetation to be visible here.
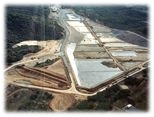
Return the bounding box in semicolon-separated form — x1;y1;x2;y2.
6;86;53;111
6;6;64;65
101;61;117;68
124;76;143;86
17;90;53;111
34;58;59;67
71;69;148;111
71;85;120;111
6;45;41;65
68;6;148;37
6;6;64;46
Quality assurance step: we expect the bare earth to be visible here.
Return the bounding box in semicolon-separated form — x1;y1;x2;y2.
46;59;66;77
49;93;75;111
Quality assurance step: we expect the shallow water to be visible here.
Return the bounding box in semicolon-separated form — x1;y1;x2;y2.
75;59;123;88
111;51;137;57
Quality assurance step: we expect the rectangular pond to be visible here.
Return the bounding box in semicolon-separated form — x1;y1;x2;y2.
75;59;123;88
111;51;137;57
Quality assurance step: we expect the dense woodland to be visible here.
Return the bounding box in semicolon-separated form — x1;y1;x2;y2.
6;6;64;65
6;45;41;64
71;85;119;110
6;85;53;111
67;6;148;37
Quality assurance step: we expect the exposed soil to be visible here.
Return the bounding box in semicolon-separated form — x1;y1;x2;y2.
46;59;66;77
49;93;75;111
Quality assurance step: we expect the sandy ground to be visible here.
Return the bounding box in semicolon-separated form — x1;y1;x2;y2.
13;41;38;48
49;93;75;111
46;59;66;77
13;40;60;63
6;67;58;88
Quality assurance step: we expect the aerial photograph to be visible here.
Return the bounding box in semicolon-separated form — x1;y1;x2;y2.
5;5;149;111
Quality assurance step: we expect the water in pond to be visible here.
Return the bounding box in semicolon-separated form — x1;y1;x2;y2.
111;51;137;57
75;59;123;88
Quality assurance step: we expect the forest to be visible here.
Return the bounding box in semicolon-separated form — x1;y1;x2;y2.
6;6;64;65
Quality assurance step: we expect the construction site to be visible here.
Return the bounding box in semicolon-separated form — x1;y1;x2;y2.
5;6;149;111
